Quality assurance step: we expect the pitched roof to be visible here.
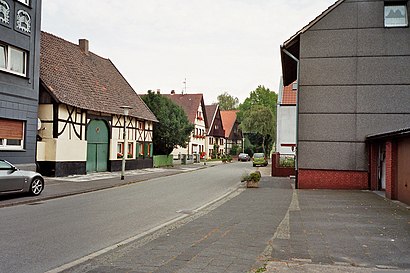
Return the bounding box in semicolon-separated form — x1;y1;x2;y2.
220;110;238;138
205;104;218;129
280;0;343;85
40;32;157;122
281;83;297;105
282;0;343;48
163;93;206;124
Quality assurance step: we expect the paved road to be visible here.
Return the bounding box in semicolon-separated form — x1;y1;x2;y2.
0;162;253;273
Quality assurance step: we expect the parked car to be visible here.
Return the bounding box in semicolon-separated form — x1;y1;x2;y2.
0;160;44;196
238;153;250;162
252;153;268;167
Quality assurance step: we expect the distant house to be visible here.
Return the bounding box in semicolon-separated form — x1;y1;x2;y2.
205;104;225;158
0;0;42;171
280;0;410;205
220;110;242;155
38;32;158;177
276;79;297;155
163;92;207;158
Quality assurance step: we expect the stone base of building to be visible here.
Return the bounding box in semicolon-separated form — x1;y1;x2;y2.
37;158;153;177
37;161;86;177
298;169;368;190
109;158;153;172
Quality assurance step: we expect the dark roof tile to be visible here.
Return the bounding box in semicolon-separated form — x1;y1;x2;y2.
40;32;157;122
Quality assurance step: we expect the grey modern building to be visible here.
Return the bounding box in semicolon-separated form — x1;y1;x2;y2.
0;0;42;171
281;0;410;191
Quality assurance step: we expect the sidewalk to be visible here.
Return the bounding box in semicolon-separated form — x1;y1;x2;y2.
0;162;219;208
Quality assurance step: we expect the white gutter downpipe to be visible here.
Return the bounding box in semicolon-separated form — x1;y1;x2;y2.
281;47;300;188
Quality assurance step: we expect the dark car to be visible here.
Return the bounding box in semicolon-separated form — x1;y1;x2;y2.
0;160;44;196
252;153;268;167
238;153;250;162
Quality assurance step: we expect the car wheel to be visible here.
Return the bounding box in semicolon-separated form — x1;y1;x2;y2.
30;177;44;196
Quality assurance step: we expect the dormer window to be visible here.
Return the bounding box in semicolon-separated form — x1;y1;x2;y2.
384;3;408;27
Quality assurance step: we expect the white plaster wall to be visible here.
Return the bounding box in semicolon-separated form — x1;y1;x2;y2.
55;139;87;161
37;139;87;161
277;105;296;155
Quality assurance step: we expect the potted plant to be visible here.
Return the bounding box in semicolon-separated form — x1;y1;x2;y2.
241;171;261;188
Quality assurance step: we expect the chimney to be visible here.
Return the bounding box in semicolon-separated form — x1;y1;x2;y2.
79;39;89;55
171;90;175;95
157;89;161;94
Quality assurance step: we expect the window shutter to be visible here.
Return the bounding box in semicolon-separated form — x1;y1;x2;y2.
0;119;23;139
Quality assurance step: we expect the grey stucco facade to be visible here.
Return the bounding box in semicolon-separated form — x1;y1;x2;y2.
0;0;42;170
281;0;410;188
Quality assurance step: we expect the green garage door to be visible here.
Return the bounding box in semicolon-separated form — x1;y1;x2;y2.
86;120;109;173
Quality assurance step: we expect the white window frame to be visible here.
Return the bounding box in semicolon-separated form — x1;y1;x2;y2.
0;44;27;77
384;3;408;27
0;124;25;151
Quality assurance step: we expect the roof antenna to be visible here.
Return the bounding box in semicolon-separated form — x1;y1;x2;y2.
182;78;187;95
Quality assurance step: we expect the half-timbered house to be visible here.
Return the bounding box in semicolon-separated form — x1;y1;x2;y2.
220;110;243;155
37;32;157;176
205;104;225;159
163;92;207;159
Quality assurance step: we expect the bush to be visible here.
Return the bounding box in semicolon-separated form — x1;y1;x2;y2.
241;171;261;182
280;157;295;168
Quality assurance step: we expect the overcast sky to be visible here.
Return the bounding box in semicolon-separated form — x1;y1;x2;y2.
41;0;336;104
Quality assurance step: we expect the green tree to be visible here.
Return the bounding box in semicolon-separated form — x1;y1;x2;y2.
238;85;277;122
215;92;239;110
142;91;194;155
240;105;275;155
238;85;278;154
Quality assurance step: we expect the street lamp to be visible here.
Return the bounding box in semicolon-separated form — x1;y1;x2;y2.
120;106;132;180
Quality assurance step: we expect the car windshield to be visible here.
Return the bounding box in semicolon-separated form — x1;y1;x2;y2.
254;153;264;158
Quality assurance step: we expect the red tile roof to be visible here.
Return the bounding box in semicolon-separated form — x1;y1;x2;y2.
163;93;206;124
220;110;238;138
40;32;157;122
281;83;297;105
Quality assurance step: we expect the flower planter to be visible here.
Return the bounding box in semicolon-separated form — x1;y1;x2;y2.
246;180;259;188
